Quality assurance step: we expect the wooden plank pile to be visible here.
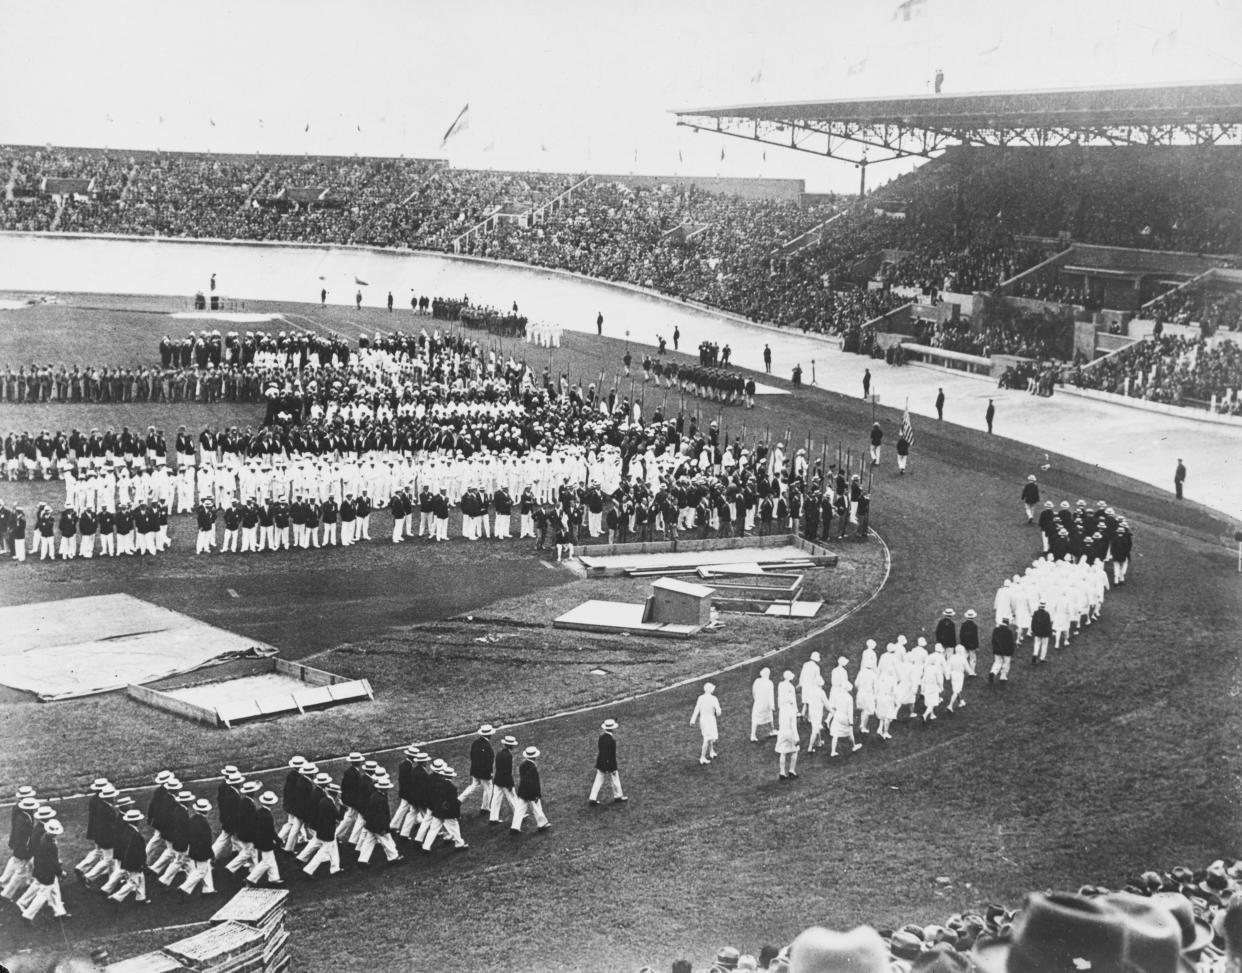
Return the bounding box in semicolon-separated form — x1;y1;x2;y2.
103;888;291;973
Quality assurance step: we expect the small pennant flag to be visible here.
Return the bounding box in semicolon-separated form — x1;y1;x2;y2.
900;407;915;447
750;65;763;84
720;146;726;161
354;276;369;286
209;118;216;127
440;103;469;148
482;140;496;153
848;57;868;76
678;149;683;163
304;123;310;132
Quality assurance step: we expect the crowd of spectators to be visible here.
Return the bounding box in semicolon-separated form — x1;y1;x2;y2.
911;306;1074;362
651;861;1242;973
1070;334;1242;411
1148;287;1242;335
3;142;1241;352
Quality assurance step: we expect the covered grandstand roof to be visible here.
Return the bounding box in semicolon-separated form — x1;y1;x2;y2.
673;81;1242;166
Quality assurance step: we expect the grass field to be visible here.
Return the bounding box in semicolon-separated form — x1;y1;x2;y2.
0;292;1239;972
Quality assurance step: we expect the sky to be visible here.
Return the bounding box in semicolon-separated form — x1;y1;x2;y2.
1;0;1239;193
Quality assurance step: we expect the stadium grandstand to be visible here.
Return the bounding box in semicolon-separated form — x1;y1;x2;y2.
2;88;1242;412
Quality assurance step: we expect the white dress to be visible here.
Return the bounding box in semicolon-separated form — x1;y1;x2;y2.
854;665;877;715
921;654;945;708
948;652;967;695
690;693;721;743
775;703;800;754
751;677;775;726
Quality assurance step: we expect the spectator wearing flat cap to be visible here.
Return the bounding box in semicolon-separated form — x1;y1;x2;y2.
588;718;628;806
511;746;551;834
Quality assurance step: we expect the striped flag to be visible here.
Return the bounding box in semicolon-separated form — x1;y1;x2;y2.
439;103;469;148
900;407;915;447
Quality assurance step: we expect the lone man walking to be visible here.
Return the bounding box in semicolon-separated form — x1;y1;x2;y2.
596;311;604;336
1174;458;1186;500
763;345;772;374
985;399;996;434
588;719;628;806
862;368;871;399
935;387;945;420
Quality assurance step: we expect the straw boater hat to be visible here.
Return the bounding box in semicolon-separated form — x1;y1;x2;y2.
522;747;541;760
44;820;64;836
501;736;518;748
301;763;318;777
288;756;306;769
90;778;110;792
259;792;278;806
240;781;262;795
123;809;144;823
943;608;956;617
478;724;495;736
601;719;618;732
193;799;212;814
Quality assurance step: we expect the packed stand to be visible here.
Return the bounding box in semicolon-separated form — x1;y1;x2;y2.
1148;287;1242;336
1070;334;1242;411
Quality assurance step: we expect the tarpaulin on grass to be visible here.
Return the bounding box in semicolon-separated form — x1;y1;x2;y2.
0;594;272;701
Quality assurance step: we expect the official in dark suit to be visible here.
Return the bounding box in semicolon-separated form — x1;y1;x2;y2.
588;719;628;806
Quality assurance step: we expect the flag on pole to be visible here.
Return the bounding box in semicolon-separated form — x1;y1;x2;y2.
439;103;469;148
900;406;915;447
720;146;726;161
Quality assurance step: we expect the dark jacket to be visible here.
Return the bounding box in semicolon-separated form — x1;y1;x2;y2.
7;805;33;857
958;619;980;653
1030;607;1053;638
516;760;542;801
468;737;495;780
235;795;259;843
31;832;62;885
934;618;957;649
493;748;515;790
595;733;618;773
434;778;461;820
991;624;1016;658
362;790;391;835
312;795;341;841
253;806;278;853
217;781;240;834
410;764;434;810
187;812;214;862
